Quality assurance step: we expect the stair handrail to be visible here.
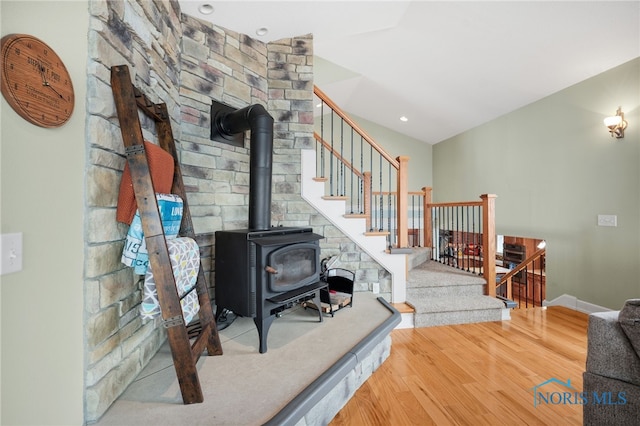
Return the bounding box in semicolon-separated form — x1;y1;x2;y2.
314;86;399;168
497;247;546;300
313;133;364;180
318;173;431;248
426;190;498;297
314;85;409;247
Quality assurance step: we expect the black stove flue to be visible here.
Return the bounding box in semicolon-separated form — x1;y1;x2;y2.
212;103;325;353
212;103;274;231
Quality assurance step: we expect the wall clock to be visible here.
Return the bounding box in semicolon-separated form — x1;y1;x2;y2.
1;33;75;128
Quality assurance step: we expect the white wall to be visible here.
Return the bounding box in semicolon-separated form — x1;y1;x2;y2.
433;58;640;310
0;1;87;424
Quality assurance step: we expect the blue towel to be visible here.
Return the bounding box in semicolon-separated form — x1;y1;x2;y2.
121;193;183;275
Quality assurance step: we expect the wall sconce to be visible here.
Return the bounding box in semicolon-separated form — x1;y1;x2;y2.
604;107;628;138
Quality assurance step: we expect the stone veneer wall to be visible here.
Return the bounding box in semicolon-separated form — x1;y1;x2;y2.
84;1;186;421
83;0;389;422
177;14;391;293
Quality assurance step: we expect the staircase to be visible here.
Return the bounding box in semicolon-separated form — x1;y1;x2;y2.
301;149;407;303
407;260;507;327
303;147;507;327
310;85;506;326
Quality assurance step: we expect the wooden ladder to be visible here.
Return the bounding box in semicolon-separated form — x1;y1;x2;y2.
110;64;222;404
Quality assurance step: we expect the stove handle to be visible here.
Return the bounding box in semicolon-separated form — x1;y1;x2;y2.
265;265;278;274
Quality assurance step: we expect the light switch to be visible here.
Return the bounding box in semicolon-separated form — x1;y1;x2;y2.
1;232;23;275
597;215;617;227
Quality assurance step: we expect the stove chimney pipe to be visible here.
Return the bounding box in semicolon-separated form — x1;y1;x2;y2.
215;104;274;231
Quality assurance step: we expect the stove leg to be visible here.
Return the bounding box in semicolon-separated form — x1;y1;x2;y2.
312;291;324;322
254;315;275;354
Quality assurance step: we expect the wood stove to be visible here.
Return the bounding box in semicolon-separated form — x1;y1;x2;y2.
212;102;325;353
215;227;325;353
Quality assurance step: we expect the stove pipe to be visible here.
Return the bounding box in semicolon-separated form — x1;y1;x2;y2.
216;104;274;230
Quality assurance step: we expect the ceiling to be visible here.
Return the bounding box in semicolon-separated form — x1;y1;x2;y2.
179;1;640;144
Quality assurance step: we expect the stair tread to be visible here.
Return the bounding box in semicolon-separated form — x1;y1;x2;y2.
391;303;415;314
409;295;504;314
406;285;484;299
408;261;486;288
407;248;431;272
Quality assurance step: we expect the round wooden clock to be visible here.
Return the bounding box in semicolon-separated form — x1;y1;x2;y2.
1;33;75;128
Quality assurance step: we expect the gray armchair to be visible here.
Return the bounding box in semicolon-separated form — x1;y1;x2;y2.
583;299;640;425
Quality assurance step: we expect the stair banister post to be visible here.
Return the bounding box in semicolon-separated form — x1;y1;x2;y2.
481;194;497;297
396;156;410;248
423;187;432;249
363;171;372;231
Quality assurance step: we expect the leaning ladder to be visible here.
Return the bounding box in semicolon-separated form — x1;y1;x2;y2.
110;64;223;404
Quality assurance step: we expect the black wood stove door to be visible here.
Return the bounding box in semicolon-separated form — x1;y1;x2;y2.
265;242;320;293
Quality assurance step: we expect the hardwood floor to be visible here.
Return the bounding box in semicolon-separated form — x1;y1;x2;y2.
330;306;589;425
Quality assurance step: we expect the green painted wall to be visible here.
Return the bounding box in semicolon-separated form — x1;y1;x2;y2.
349;113;433;191
433;58;640;310
0;1;87;424
315;111;433;192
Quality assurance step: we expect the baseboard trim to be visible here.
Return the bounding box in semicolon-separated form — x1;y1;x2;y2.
543;294;612;314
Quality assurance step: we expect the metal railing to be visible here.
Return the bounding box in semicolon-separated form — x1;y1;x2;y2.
428;190;498;296
496;248;546;307
314;86;410;248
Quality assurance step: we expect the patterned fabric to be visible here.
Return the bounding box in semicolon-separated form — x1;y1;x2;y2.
121;193;183;275
140;237;201;323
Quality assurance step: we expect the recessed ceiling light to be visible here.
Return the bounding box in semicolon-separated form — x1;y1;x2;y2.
400;116;408;122
198;4;214;15
256;27;269;36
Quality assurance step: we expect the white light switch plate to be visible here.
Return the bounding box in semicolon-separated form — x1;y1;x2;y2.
597;215;617;227
1;232;23;275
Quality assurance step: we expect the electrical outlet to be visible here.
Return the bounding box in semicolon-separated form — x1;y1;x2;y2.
597;215;617;227
1;233;23;275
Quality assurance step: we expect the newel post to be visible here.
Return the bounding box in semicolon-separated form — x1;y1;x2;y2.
363;171;372;231
481;194;497;297
396;156;410;248
423;187;432;248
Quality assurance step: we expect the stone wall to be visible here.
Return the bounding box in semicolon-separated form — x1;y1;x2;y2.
176;15;390;294
84;1;185;421
83;0;389;422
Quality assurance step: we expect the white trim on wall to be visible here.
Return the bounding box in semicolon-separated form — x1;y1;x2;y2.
544;294;613;314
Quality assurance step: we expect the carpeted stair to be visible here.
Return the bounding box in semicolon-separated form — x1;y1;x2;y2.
407;260;505;327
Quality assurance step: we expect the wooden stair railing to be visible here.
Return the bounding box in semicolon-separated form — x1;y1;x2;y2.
314;87;498;269
497;247;546;306
111;65;222;404
427;191;498;297
314;86;410;248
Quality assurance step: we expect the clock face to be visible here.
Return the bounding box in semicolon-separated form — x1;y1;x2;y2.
1;34;75;128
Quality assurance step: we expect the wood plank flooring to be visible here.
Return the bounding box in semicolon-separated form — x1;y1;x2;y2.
330;306;589;425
